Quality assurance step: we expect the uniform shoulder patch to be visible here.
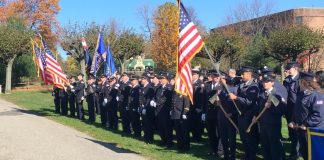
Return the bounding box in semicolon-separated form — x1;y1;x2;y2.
316;101;323;105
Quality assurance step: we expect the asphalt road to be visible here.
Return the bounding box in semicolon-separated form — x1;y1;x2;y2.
0;99;145;160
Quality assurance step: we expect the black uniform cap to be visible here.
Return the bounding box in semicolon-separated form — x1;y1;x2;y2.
262;74;276;82
158;72;168;79
192;69;200;75
130;75;140;81
260;66;274;75
300;72;315;81
240;66;254;73
285;62;300;70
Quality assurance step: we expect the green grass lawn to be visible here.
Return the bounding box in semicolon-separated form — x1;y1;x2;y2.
0;90;294;160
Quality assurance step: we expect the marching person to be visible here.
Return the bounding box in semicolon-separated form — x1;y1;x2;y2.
85;74;96;122
52;86;61;114
59;84;68;116
66;76;76;117
203;70;223;156
99;74;109;127
74;73;86;120
228;66;259;160
119;73;132;134
290;72;324;160
189;69;205;142
283;62;301;159
128;75;142;137
257;73;287;160
151;72;173;148
171;90;190;151
107;77;119;129
217;77;239;160
140;75;155;143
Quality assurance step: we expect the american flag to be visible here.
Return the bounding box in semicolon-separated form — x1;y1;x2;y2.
33;42;53;84
175;1;204;103
41;39;68;88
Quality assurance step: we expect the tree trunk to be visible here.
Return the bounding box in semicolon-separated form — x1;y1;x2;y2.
5;55;17;94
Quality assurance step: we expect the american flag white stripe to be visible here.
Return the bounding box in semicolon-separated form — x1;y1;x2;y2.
175;2;204;103
41;39;68;86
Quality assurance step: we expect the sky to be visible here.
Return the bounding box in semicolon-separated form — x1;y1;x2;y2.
57;0;324;57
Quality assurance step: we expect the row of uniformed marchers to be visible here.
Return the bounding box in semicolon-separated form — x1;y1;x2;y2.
52;62;324;160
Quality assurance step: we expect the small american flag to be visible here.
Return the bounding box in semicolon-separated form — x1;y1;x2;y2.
175;1;204;103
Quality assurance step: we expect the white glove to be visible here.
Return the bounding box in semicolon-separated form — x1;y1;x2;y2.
201;114;206;121
195;108;202;113
116;83;120;88
126;107;129;111
182;114;187;120
116;96;119;101
81;96;84;100
142;109;146;115
104;98;108;103
70;85;74;89
150;100;156;107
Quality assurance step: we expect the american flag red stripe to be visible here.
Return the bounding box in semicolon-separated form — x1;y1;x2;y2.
175;1;204;103
41;39;68;87
33;41;54;85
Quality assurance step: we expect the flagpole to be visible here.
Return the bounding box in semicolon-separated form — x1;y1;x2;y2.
203;45;242;115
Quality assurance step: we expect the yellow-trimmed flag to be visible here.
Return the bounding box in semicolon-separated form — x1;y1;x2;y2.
308;128;324;160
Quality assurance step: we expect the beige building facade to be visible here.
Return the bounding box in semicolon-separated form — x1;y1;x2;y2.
213;8;324;71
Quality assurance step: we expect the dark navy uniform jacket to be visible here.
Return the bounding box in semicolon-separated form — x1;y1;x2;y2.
140;83;155;110
171;92;190;120
293;90;324;129
192;79;206;111
128;84;140;112
283;73;300;104
218;85;239;118
257;87;287;125
155;84;173;116
236;79;259;117
74;81;85;103
204;81;222;119
119;81;131;107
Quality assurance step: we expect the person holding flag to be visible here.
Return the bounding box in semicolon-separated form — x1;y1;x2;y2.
175;0;205;144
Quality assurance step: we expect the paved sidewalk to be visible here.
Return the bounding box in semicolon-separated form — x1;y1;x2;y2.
0;99;146;160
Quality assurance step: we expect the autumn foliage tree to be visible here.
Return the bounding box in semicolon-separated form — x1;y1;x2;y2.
151;2;178;71
0;0;60;47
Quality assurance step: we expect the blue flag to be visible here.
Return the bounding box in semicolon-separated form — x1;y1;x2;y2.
90;32;106;76
308;128;324;160
104;44;117;77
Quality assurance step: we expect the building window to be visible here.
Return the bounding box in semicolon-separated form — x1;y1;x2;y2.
296;16;303;25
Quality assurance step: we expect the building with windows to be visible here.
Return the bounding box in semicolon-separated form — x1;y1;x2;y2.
212;8;324;71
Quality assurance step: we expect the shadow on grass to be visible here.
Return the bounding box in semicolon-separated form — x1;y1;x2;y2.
12;107;60;117
81;137;138;154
